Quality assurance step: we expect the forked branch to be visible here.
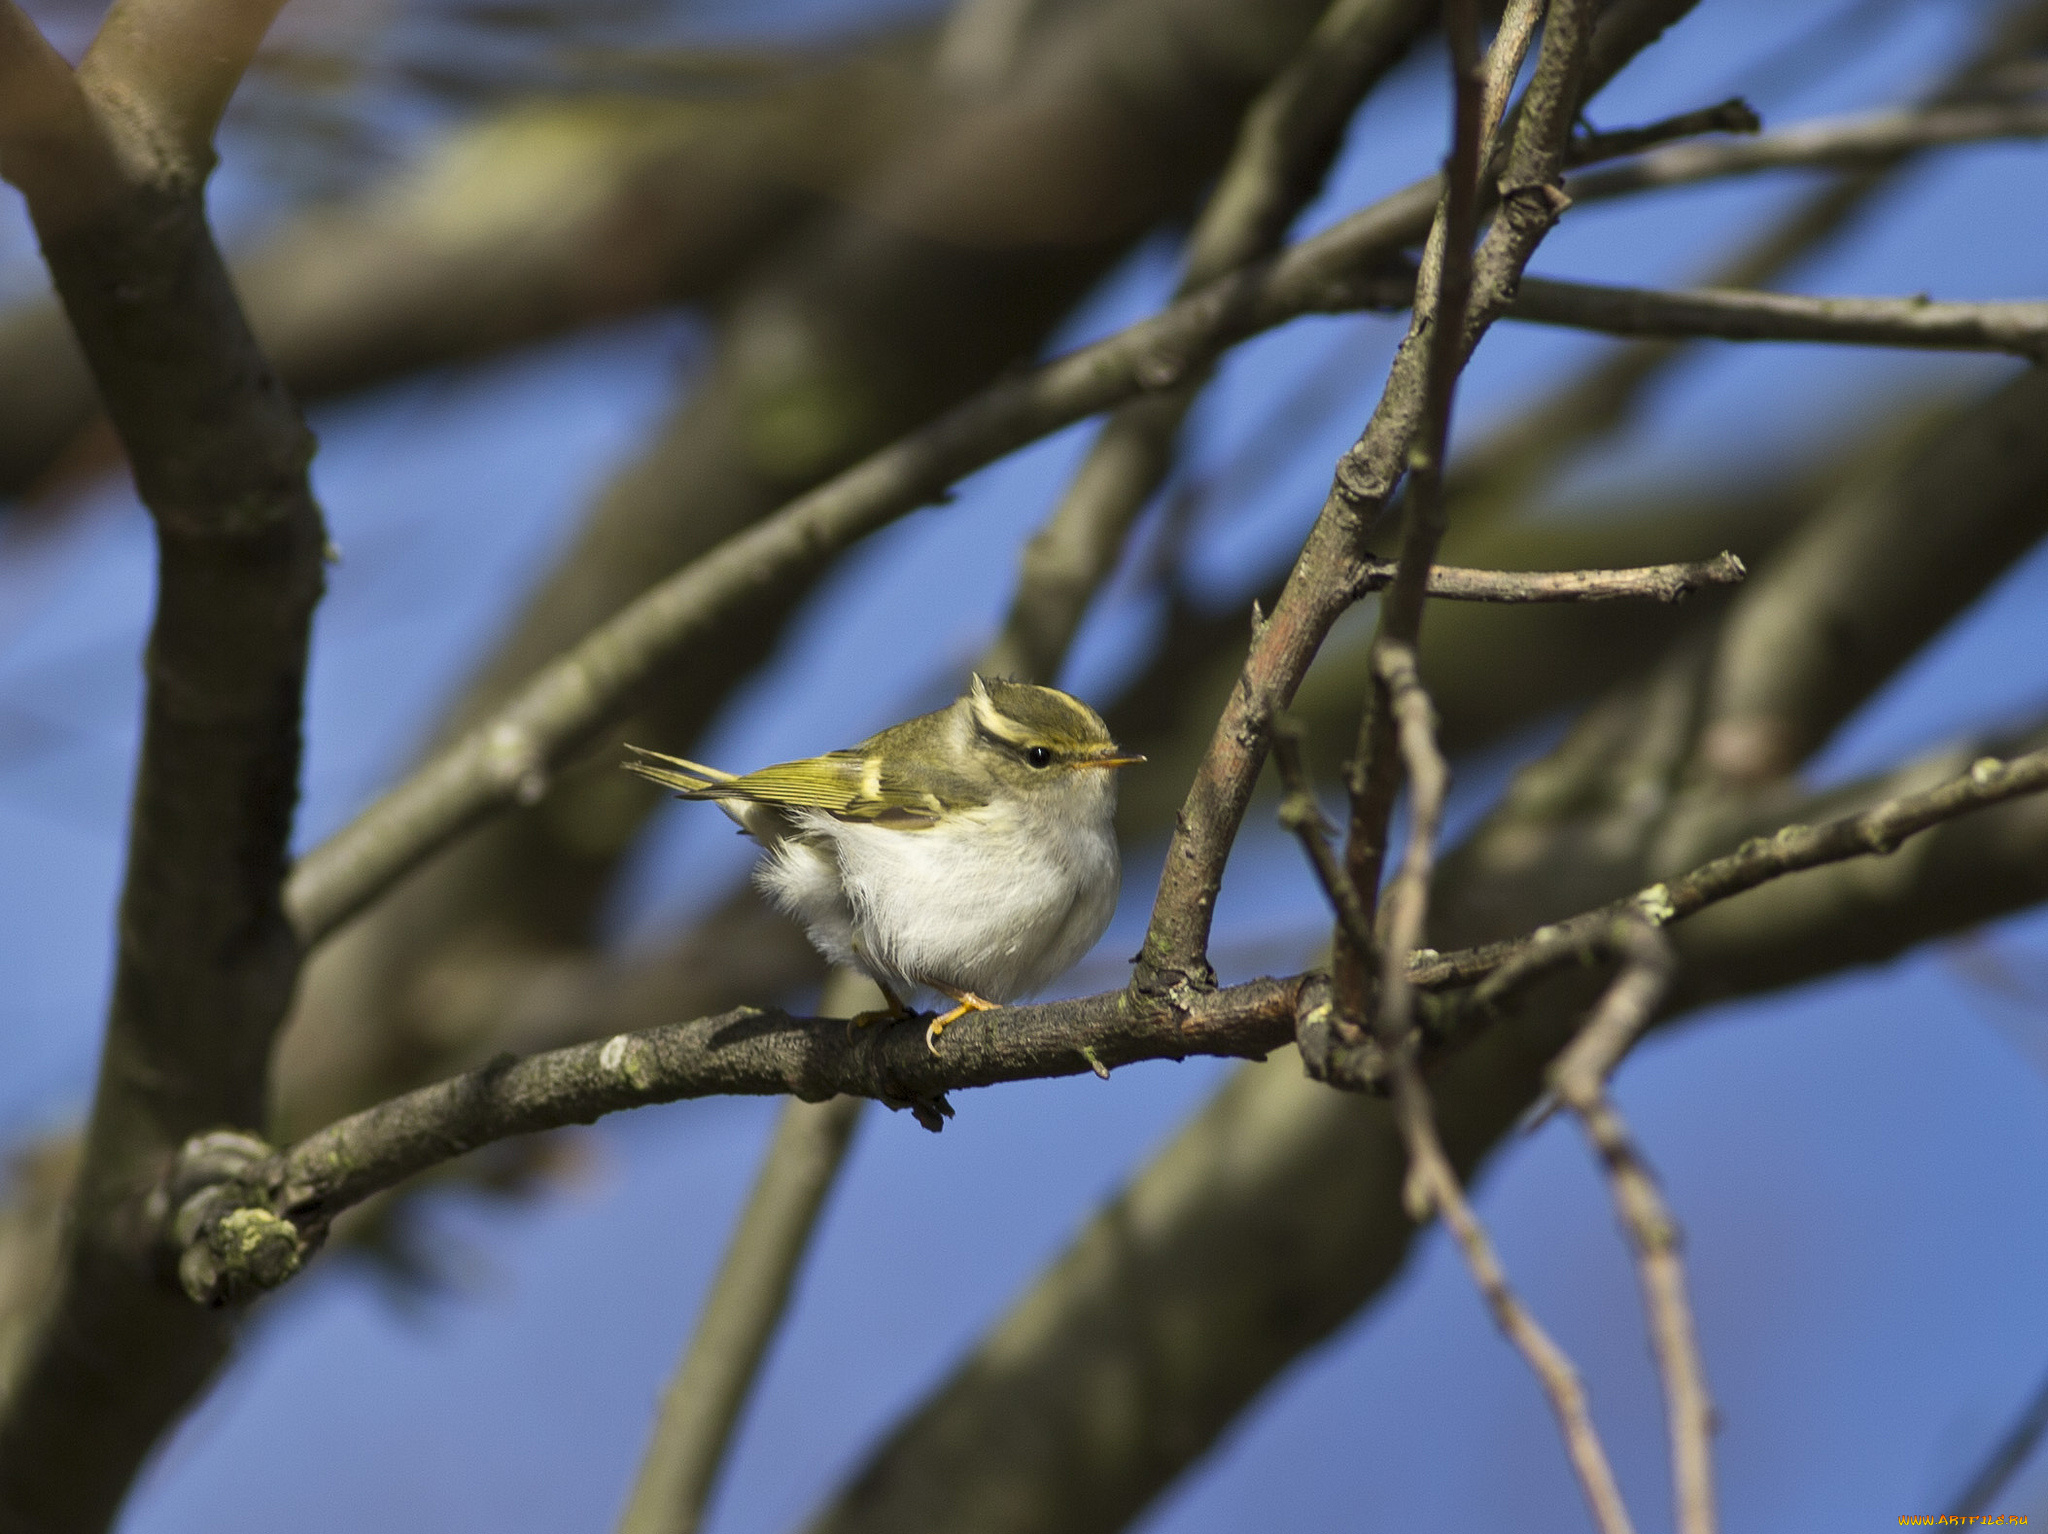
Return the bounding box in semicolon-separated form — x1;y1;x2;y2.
1549;923;1718;1534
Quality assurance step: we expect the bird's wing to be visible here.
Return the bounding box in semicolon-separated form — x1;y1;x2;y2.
625;744;977;829
721;751;959;828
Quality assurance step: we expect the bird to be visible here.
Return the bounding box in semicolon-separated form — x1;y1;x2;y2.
622;676;1143;1052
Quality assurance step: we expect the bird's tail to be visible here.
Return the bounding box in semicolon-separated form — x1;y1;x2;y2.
621;743;736;797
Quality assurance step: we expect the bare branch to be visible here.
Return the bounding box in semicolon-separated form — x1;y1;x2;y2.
1354;550;1747;602
80;0;290;173
1507;275;2048;360
0;1;117;221
1548;923;1718;1534
1271;720;1377;958
1567;99;2048;202
617;1094;865;1534
1417;745;2048;1000
1371;640;1638;1534
1335;0;1494;1013
161;974;1310;1305
1396;1103;1639;1534
1567;97;1759;163
155;733;2048;1317
0;0;325;1524
1698;364;2048;782
1138;0;1600;999
981;0;1437;681
1369;643;1451;1061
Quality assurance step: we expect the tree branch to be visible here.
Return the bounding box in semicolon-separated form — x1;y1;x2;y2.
1566;99;2048;202
1506;275;2048;360
1419;744;2048;1002
1334;0;1497;1011
1697;364;2048;782
616;1093;866;1534
1354;550;1746;602
0;4;324;1528
1136;0;1599;999
154;733;2048;1312
81;0;291;172
1300;634;1641;1534
1548;922;1718;1534
279;43;1809;954
981;0;1438;681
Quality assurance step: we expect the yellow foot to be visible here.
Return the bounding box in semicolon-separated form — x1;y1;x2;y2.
925;988;1001;1054
843;979;912;1040
845;1009;916;1044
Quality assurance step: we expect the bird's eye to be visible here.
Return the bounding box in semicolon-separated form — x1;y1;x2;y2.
1026;746;1053;768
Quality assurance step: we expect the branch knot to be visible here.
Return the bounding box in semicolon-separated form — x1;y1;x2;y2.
159;1130;312;1307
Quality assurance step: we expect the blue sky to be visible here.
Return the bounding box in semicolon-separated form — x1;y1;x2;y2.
4;0;2048;1530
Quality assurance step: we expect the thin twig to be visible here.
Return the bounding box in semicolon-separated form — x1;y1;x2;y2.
1356;550;1746;602
1568;98;2048;201
1415;745;2048;999
1274;680;1635;1534
1374;638;1638;1534
981;0;1438;680
1567;97;1760;163
1549;922;1718;1534
1333;0;1491;1009
1508;275;2048;361
1271;720;1376;958
1370;643;1450;1064
1399;1115;1640;1534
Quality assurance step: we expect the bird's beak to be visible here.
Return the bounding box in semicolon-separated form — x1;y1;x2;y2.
1079;751;1146;769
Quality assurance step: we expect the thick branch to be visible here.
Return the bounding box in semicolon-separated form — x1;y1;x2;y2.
162;975;1308;1304
0;6;324;1530
1698;363;2048;781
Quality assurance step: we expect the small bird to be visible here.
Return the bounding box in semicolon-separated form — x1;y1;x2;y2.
623;676;1143;1051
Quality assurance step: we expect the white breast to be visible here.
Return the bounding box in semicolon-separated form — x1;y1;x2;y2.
756;773;1121;1005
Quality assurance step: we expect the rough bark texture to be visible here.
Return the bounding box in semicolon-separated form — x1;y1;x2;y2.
0;93;326;1534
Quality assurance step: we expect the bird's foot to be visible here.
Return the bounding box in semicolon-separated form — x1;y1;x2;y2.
844;1005;913;1040
843;978;913;1040
925;989;1000;1054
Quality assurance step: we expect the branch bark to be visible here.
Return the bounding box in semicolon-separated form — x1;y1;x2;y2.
981;0;1438;682
1135;0;1597;999
1548;923;1717;1534
1506;275;2048;360
0;3;323;1528
617;1092;866;1534
1565;98;2048;202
